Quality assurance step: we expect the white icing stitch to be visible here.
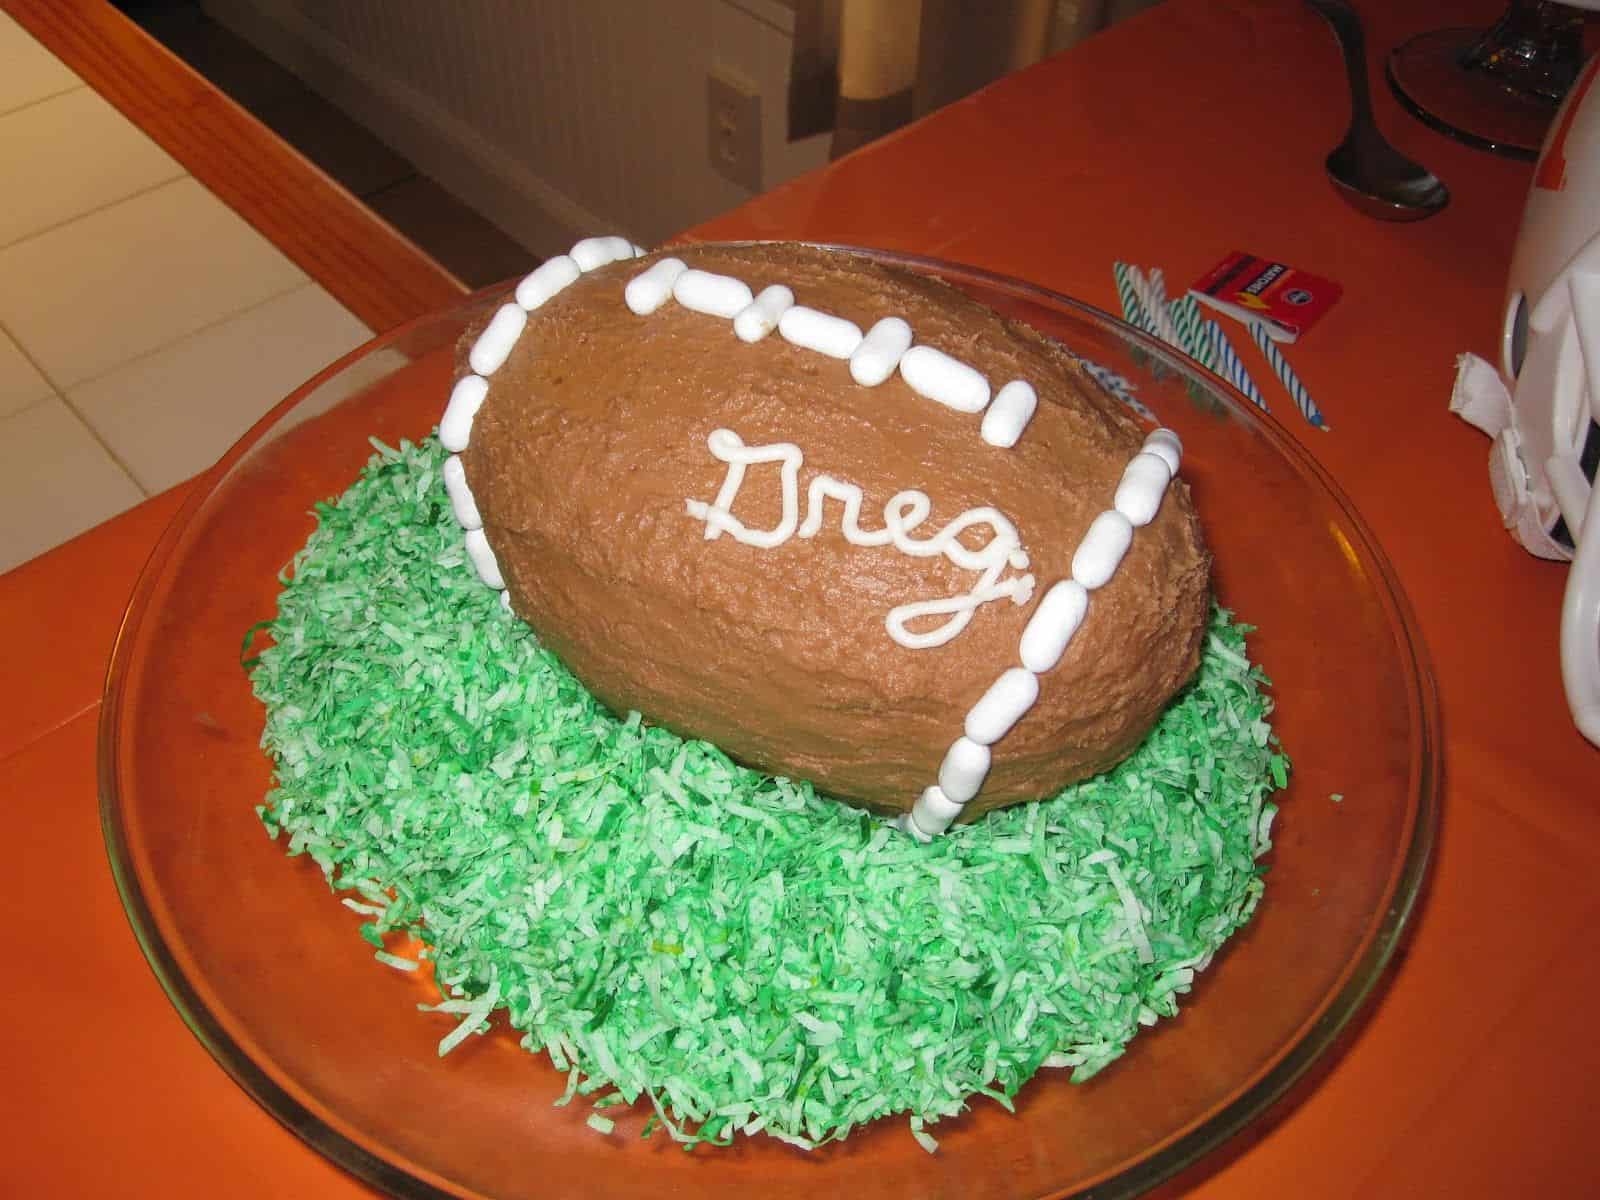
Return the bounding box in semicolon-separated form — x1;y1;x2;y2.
897;812;932;842
850;317;914;387
899;345;991;413
963;667;1040;746
469;304;527;377
673;269;754;318
463;527;505;590
686;429;1035;649
1071;510;1134;590
630;243;648;257
1142;427;1182;475
909;785;964;838
938;736;991;803
439;374;488;452
778;305;863;359
733;285;795;342
515;255;581;311
1019;579;1088;673
915;435;1178;822
981;380;1038;448
571;236;636;271
625;257;687;315
442;455;482;530
500;589;512;610
1114;450;1173;527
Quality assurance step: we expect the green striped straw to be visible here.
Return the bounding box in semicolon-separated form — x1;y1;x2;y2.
1167;294;1215;368
1112;261;1153;333
1162;293;1221;409
1112;262;1171;377
1134;267;1183;348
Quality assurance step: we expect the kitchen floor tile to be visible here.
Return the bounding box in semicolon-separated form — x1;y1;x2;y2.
0;12;80;115
68;283;372;493
0;326;54;419
0;398;145;574
0;85;184;248
0;176;306;389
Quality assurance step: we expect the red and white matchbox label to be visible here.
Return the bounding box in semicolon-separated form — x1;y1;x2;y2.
1189;251;1342;343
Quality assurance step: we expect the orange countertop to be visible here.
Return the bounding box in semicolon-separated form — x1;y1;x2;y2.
3;0;1596;1196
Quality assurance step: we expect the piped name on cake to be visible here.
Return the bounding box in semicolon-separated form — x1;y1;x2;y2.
685;427;1035;650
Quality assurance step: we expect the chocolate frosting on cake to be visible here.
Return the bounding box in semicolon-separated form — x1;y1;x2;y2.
458;243;1210;818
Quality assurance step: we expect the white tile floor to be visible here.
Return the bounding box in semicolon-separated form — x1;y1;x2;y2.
0;12;373;574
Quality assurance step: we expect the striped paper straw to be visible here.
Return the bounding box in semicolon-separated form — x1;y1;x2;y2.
1130;267;1183;347
1112;261;1150;332
1146;268;1186;347
1167;294;1214;368
1206;319;1267;411
1163;293;1224;409
1248;320;1327;429
1113;262;1175;378
1148;267;1170;304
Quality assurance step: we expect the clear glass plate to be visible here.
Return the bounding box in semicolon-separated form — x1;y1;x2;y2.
100;248;1438;1199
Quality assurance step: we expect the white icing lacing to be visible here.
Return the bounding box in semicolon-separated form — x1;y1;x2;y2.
685;428;1035;650
438;241;1187;838
902;427;1180;840
442;238;648;596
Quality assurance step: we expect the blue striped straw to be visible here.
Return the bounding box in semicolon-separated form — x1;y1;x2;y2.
1206;319;1267;411
1248;320;1327;429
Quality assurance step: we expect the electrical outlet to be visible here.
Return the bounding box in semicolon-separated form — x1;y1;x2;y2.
707;69;762;193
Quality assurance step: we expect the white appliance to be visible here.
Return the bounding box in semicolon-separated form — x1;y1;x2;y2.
1452;51;1600;748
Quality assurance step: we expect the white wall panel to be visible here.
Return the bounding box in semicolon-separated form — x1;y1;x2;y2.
205;0;830;256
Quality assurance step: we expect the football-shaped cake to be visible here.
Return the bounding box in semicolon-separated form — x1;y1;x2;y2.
439;240;1210;834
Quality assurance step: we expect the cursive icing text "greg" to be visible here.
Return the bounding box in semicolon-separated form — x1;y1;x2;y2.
685;428;1035;649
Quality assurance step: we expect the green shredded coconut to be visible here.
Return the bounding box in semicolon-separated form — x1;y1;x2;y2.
248;437;1287;1151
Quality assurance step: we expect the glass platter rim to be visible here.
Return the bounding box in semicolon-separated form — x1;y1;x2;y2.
98;242;1442;1200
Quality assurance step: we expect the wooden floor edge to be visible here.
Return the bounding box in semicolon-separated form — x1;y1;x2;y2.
4;0;468;332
